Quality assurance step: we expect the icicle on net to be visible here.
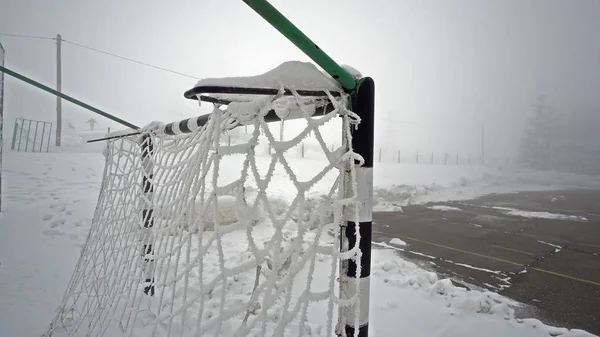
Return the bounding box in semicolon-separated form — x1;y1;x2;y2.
45;88;364;337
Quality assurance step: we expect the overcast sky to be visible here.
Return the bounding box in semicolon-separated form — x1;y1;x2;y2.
1;0;599;159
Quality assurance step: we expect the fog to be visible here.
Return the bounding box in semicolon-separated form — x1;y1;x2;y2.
1;0;599;172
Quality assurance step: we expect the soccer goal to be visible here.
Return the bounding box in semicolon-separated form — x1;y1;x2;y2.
44;2;374;337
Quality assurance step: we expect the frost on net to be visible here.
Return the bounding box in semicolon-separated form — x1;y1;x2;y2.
44;88;364;337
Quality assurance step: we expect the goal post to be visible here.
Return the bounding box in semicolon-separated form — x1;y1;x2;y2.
44;0;375;336
342;77;374;337
46;78;374;337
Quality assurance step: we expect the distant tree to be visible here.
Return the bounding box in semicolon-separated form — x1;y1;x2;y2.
518;95;560;170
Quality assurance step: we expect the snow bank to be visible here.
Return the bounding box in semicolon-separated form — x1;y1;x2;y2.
372;250;514;317
370;249;595;337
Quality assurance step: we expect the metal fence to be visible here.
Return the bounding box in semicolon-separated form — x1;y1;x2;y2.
11;118;53;152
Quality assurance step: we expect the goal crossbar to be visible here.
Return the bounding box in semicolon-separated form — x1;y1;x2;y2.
88;91;337;143
185;85;343;101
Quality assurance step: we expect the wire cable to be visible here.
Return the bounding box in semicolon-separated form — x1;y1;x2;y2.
62;39;200;79
0;33;55;41
0;34;200;80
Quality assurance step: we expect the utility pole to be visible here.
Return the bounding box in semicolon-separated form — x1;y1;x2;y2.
0;42;5;212
56;34;62;146
480;123;485;165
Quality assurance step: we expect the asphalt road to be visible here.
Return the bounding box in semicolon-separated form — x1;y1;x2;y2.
372;189;600;334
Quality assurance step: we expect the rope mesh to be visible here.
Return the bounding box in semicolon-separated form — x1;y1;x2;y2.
45;89;363;337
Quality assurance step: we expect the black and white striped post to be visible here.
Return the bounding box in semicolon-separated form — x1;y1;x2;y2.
139;119;217;297
341;77;374;337
140;134;155;296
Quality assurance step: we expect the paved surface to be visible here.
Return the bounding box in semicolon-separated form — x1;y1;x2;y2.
373;189;600;334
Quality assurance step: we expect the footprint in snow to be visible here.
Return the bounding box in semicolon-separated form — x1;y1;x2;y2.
66;210;73;216
68;233;86;243
50;219;65;228
43;229;65;237
42;214;53;221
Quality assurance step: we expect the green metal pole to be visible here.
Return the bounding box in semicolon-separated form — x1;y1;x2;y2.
0;65;139;130
243;0;356;91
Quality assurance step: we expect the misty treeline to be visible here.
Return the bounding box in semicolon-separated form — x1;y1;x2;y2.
519;95;600;175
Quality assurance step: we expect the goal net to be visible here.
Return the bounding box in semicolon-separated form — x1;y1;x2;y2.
45;84;367;337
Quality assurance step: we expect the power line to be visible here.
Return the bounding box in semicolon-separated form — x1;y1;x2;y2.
1;34;200;79
62;39;200;79
0;33;55;41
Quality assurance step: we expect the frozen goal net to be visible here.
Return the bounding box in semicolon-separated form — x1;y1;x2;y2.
45;63;372;337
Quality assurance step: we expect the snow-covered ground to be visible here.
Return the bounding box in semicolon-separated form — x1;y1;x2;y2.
0;147;597;337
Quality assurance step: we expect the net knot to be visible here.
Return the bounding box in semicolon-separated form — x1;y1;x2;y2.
346;110;361;129
339;150;365;168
